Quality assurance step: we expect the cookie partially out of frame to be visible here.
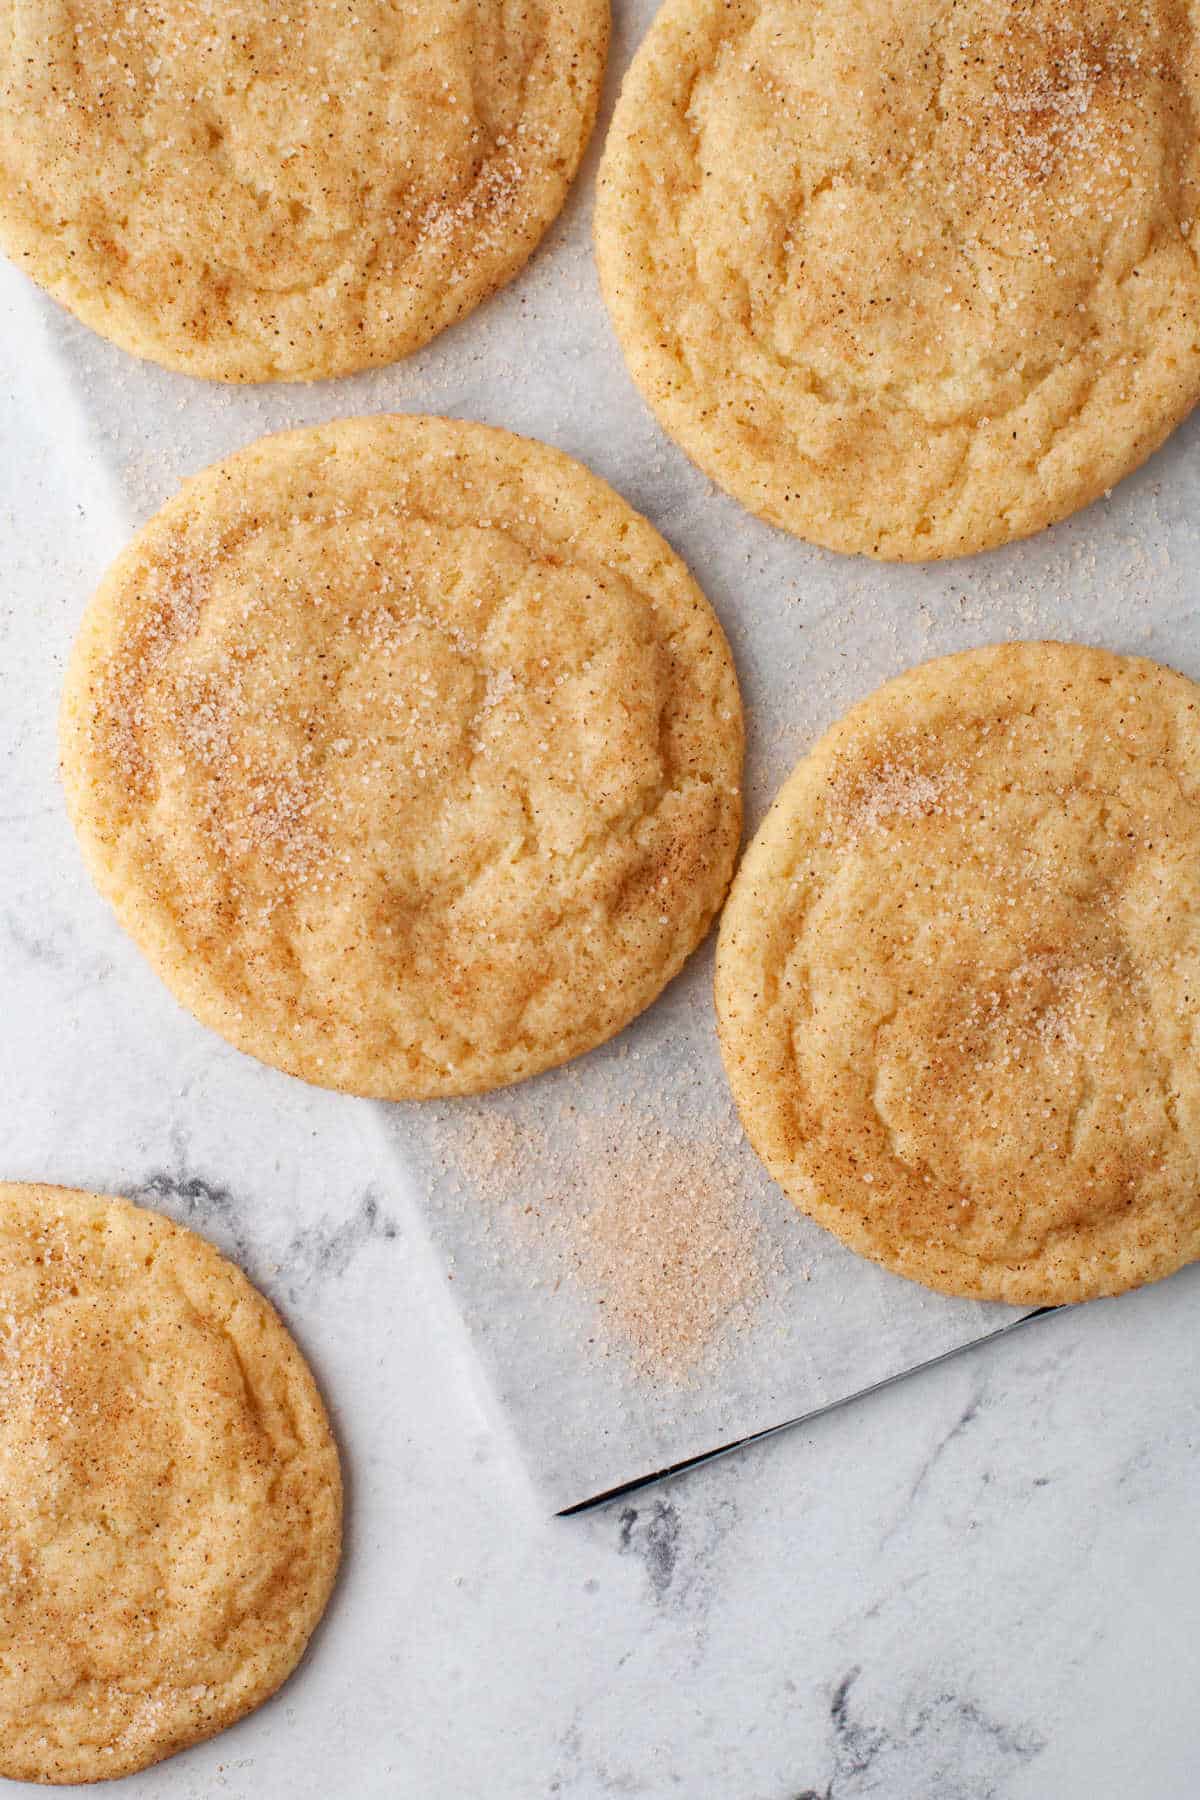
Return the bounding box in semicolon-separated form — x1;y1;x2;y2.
0;1182;341;1785
596;0;1200;559
716;642;1200;1304
0;0;608;380
61;414;744;1098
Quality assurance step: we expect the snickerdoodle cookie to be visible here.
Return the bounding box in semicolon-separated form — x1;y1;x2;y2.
61;415;743;1098
596;0;1200;559
0;1182;341;1784
0;0;608;380
716;642;1200;1303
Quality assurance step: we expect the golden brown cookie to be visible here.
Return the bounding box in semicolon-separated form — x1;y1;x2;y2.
61;415;744;1098
715;643;1200;1304
596;0;1200;559
0;1182;341;1785
0;0;608;381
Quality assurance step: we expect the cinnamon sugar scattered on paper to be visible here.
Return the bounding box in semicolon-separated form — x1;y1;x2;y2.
441;1100;771;1385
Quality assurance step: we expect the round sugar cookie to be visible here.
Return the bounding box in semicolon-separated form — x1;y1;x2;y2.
60;415;744;1099
595;0;1200;560
0;1182;342;1785
0;0;608;381
715;643;1200;1304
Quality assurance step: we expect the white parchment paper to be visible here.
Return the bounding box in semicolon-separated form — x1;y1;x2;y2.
3;0;1199;1510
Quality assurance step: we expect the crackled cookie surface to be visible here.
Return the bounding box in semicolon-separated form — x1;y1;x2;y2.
61;415;743;1098
0;1183;341;1785
0;0;607;380
716;643;1200;1303
596;0;1200;558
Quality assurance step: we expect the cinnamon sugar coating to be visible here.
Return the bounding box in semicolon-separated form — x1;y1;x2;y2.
61;416;743;1098
717;643;1200;1303
0;0;608;379
0;1183;341;1784
596;0;1200;558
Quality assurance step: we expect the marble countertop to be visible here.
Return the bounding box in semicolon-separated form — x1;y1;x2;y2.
5;0;1200;1788
4;1067;1200;1799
